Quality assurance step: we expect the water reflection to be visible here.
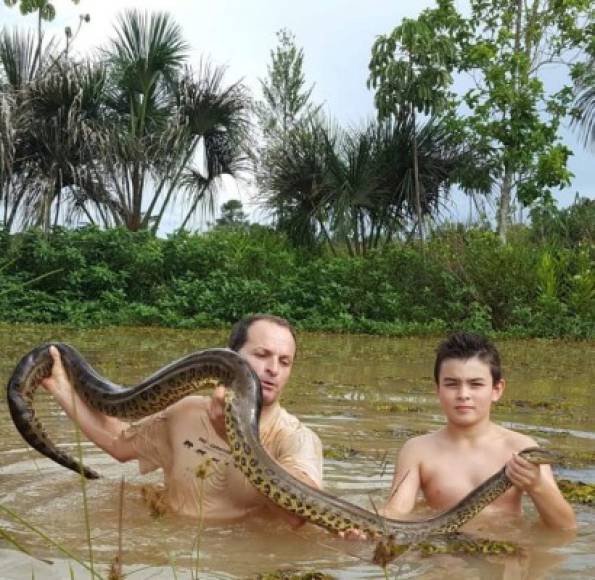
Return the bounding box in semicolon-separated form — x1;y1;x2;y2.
0;324;593;578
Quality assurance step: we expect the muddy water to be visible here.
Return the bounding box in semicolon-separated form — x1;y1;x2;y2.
0;324;593;579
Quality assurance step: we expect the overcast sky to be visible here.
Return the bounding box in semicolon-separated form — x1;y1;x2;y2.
1;0;592;232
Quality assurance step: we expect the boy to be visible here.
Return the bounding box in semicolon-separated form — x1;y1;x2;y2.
383;331;575;530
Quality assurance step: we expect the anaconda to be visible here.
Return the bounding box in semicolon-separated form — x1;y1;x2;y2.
7;343;558;540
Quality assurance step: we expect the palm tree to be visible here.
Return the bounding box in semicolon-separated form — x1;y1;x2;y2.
0;27;74;232
159;62;251;233
3;0;66;73
0;29;38;231
329;116;467;255
23;60;107;231
2;10;251;233
258;115;469;255
258;119;334;251
369;17;457;245
572;56;595;149
79;10;251;232
1;12;253;233
87;9;188;231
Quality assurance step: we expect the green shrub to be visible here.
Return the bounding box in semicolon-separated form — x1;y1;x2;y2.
0;219;592;339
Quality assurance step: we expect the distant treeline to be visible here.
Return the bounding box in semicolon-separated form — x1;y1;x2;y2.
0;200;593;339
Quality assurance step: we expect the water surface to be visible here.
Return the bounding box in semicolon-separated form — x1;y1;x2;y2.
0;325;593;578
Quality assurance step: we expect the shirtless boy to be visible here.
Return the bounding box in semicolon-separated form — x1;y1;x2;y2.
383;331;575;530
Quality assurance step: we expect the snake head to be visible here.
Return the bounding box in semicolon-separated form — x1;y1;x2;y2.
517;446;561;465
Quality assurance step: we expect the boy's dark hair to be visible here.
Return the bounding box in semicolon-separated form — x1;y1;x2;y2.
434;331;502;385
228;314;297;353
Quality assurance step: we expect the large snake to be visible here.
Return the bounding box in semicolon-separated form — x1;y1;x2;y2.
7;343;557;541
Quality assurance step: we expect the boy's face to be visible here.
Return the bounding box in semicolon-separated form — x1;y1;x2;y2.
436;356;504;427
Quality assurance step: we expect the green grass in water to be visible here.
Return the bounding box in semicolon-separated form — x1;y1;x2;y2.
558;479;595;505
253;570;336;580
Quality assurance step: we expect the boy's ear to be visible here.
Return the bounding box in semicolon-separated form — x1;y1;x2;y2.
492;379;506;402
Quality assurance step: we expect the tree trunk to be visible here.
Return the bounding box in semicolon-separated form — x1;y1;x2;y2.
352;210;361;256
32;8;43;75
411;107;424;247
53;190;61;228
6;184;27;232
180;185;208;231
2;184;8;229
129;161;143;231
316;216;337;256
42;190;52;234
497;167;513;243
496;0;523;245
149;140;199;233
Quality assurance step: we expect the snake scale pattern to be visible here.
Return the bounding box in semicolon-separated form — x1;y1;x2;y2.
6;343;556;540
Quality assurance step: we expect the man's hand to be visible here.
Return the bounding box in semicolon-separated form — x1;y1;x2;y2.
41;345;73;398
208;386;228;442
505;451;543;493
338;528;368;540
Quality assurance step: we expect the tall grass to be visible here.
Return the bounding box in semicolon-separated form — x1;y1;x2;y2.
72;394;96;577
0;503;102;579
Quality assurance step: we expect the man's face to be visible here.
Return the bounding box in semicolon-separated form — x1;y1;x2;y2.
238;320;296;406
437;356;504;427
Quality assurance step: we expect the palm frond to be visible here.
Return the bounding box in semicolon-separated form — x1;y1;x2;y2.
0;28;37;88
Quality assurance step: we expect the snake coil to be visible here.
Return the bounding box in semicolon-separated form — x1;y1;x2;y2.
7;343;557;540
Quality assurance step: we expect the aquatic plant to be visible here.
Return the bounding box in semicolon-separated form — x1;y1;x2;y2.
0;503;101;579
558;479;595;505
253;569;337;580
323;445;359;461
72;398;95;577
191;457;213;580
140;485;168;518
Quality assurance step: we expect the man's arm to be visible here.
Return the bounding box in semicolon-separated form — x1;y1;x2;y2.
41;346;138;463
506;453;576;530
269;425;324;527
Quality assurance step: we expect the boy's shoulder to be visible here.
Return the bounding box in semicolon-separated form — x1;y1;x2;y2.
399;431;442;457
492;423;537;450
401;424;537;455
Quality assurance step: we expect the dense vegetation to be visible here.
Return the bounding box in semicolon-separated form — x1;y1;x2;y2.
1;198;592;339
1;4;593;341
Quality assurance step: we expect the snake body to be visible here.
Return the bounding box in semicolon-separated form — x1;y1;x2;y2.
7;343;556;540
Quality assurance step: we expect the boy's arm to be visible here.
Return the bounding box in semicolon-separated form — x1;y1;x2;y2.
506;453;576;530
382;439;423;517
340;439;423;540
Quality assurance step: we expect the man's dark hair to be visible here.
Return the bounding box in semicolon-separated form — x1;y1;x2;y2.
228;314;297;353
433;331;502;385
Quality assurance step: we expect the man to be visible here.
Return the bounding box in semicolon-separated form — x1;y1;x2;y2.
41;314;323;523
